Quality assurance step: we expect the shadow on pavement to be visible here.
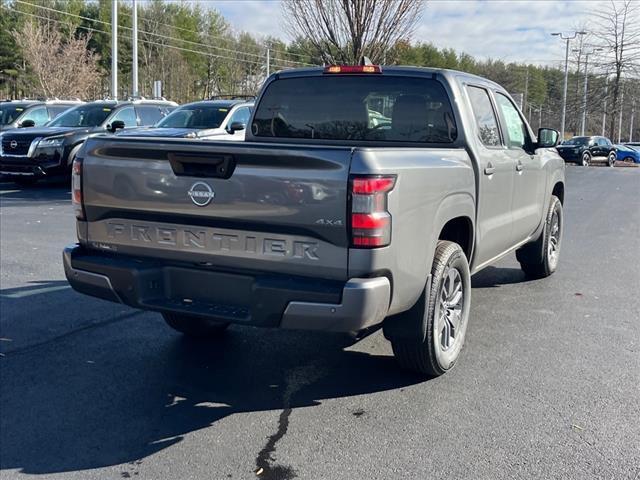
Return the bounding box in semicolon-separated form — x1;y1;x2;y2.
471;266;530;288
0;282;425;476
0;262;530;476
0;180;70;203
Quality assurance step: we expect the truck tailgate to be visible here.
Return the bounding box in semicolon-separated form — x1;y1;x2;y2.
80;137;352;280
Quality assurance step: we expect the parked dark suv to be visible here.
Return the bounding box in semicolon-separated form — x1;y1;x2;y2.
0;99;176;185
556;136;617;167
0;99;83;131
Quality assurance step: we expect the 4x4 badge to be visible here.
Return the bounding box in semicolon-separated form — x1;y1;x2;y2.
188;181;215;207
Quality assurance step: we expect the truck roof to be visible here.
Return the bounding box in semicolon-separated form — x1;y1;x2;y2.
275;65;505;92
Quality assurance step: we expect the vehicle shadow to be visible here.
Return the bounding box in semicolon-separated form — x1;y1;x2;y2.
471;266;529;288
0;284;425;476
0;180;70;203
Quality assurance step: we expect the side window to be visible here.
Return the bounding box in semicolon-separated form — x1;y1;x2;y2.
136;105;163;126
229;107;250;126
495;93;528;150
109;107;137;127
22;106;49;126
598;138;610;147
48;106;71;119
466;86;501;147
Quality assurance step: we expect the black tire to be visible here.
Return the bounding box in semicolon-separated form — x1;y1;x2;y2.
516;195;563;279
388;240;471;377
13;177;37;187
580;152;591;166
162;312;229;338
67;144;83;171
607;152;616;167
623;156;635;163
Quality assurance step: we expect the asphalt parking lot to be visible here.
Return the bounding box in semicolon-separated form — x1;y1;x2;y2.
1;167;639;480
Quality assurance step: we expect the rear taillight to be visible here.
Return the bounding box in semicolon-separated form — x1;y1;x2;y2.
71;158;84;220
349;175;396;248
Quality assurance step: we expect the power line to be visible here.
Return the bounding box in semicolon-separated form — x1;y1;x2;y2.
9;6;298;70
116;5;314;62
14;0;313;67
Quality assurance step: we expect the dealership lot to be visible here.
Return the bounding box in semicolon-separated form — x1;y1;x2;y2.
1;167;639;480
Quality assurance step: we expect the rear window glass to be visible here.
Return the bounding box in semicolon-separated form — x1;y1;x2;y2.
252;76;457;143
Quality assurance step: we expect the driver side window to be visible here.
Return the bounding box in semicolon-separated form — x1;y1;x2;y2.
229;107;250;127
22;107;49;126
109;107;137;127
495;93;530;150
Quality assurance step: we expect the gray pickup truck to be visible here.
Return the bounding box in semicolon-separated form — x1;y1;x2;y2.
64;65;565;376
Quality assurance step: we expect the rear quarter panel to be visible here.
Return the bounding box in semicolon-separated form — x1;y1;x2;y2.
349;148;475;315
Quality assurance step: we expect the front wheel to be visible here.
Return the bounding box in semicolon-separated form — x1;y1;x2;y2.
162;312;229;338
580;152;591;166
387;241;471;377
607;152;616;167
516;195;563;279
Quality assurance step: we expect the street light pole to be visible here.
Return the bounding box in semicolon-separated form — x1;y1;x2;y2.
132;0;138;97
551;31;586;140
111;0;118;99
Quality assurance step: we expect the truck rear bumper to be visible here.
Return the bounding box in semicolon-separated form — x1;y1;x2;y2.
63;245;390;333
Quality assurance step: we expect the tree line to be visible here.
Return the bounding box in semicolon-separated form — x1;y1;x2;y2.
0;0;638;141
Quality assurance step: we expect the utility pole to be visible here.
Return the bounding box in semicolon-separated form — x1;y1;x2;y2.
576;47;602;136
523;67;529;115
551;31;587;140
602;75;608;136
539;106;543;130
617;84;624;144
132;0;138;97
111;0;118;99
630;99;636;142
266;47;270;78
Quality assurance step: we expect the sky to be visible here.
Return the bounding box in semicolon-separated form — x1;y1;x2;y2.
206;0;601;67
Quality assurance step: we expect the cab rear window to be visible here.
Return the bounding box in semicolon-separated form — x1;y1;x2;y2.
252;76;457;143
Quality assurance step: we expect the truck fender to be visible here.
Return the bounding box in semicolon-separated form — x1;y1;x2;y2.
384;192;475;342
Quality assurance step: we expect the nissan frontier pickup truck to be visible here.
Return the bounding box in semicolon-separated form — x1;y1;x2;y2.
64;65;565;376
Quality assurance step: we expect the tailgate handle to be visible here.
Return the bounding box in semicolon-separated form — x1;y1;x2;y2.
167;152;235;179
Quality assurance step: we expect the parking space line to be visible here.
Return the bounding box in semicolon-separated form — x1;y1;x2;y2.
0;285;71;298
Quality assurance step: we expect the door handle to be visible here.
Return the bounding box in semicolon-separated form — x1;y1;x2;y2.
484;163;495;175
516;161;524;171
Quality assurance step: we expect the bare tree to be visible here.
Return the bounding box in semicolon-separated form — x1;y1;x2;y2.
591;0;640;138
282;0;424;64
12;21;101;99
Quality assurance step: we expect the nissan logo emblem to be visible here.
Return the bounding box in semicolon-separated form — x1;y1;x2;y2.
187;181;215;207
10;140;17;149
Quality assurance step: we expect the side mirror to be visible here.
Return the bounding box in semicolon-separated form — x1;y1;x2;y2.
228;121;246;134
537;128;559;148
109;120;126;133
19;119;35;128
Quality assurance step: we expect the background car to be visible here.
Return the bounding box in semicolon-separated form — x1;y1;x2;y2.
556;135;617;166
0;99;83;131
0;99;177;185
616;144;640;163
116;99;253;141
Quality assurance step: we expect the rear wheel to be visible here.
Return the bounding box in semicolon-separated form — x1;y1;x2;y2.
516;195;562;279
387;241;471;377
162;312;229;338
607;152;616;167
580;152;591;166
